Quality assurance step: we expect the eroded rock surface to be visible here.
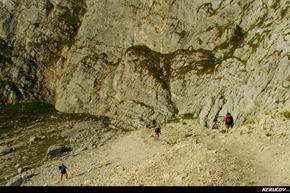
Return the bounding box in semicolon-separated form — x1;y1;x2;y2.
0;0;289;129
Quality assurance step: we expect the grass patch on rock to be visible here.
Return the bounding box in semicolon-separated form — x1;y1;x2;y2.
181;113;198;120
0;102;57;134
167;118;181;124
0;101;111;184
126;45;170;91
282;111;290;119
242;117;258;125
0;102;111;134
167;112;198;123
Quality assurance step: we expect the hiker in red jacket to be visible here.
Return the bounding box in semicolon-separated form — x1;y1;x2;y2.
224;113;234;133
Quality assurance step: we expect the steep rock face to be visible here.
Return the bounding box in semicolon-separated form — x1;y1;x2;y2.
0;0;289;129
0;0;86;104
55;45;177;129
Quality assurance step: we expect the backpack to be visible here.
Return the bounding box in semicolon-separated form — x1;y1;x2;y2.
59;166;65;173
225;116;232;124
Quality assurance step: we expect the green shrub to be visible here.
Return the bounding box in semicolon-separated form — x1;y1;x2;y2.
0;102;57;134
167;118;180;123
228;25;247;54
182;113;197;120
0;102;111;134
282;111;290;118
167;113;198;123
242;118;257;125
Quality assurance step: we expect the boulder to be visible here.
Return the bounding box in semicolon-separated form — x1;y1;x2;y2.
46;145;63;157
17;166;29;174
6;175;23;186
21;171;35;180
46;145;71;157
29;136;38;143
40;136;46;140
74;147;88;154
0;141;6;146
17;168;23;174
0;147;15;155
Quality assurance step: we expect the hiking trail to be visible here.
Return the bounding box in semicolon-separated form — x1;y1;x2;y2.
22;114;290;186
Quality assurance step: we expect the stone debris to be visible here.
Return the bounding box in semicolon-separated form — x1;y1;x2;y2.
46;145;71;157
6;175;24;186
29;136;38;144
0;147;15;155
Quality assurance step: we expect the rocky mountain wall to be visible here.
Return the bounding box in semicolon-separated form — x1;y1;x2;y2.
0;0;289;129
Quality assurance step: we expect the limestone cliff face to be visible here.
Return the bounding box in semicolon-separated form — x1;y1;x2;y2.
0;0;289;129
0;0;86;104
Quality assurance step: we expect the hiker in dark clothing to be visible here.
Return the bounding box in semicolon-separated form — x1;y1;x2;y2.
59;163;69;181
155;127;161;140
224;113;234;133
152;120;161;140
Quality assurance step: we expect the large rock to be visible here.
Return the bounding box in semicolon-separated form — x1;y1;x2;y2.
0;147;15;155
21;170;35;180
29;136;38;144
74;147;88;154
0;141;6;146
46;145;70;157
6;175;23;186
46;145;63;157
17;166;30;174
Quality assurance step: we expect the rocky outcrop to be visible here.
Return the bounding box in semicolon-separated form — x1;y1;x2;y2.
46;145;70;157
0;147;15;155
0;0;86;104
55;45;177;129
6;175;23;186
0;0;289;129
5;169;34;186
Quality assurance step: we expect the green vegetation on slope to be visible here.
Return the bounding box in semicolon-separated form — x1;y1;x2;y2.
0;102;111;134
0;102;111;184
167;112;198;123
126;45;171;91
0;102;57;134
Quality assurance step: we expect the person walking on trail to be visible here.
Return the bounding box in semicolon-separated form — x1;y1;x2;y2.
155;126;161;140
152;120;161;140
224;113;234;133
59;163;69;181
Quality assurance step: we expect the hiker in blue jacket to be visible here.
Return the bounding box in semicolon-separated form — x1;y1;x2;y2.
59;163;69;181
